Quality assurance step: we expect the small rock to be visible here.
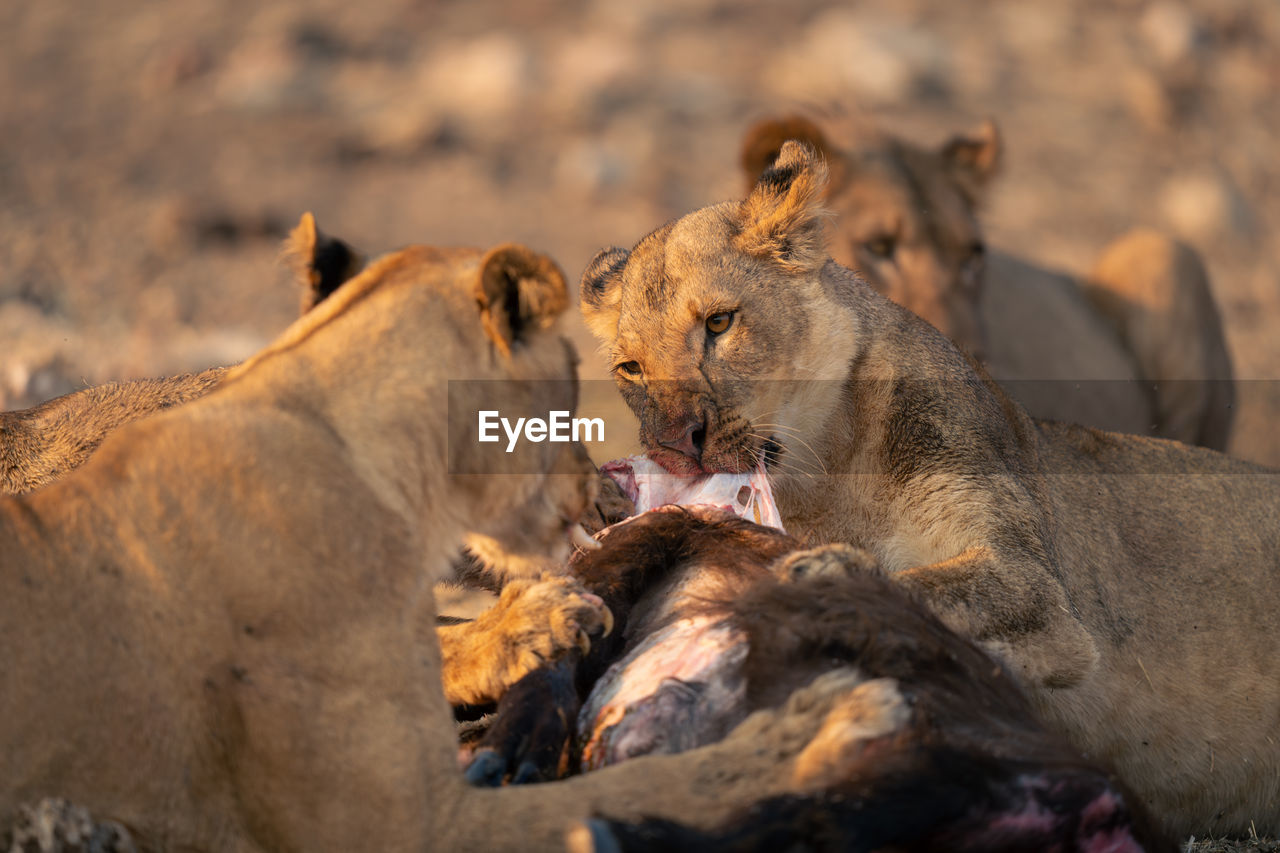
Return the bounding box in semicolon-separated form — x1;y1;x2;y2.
764;10;949;104
417;33;534;124
1123;67;1176;131
140;40;211;95
1160;169;1254;244
556;139;631;195
1140;2;1204;69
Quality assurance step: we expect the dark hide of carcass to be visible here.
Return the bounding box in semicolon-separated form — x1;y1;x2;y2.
466;507;1170;852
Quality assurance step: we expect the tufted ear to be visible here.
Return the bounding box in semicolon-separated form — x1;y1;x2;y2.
475;243;569;357
739;115;842;194
938;118;1002;207
734;140;830;273
283;212;365;312
579;246;630;343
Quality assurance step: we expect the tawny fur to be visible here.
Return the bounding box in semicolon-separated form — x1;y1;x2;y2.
0;214;362;497
1;368;229;495
1;221;890;852
0;217;611;715
581;143;1279;838
739;114;1234;449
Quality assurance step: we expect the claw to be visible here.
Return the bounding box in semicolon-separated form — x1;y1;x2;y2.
577;629;592;655
600;605;614;638
463;749;507;787
511;759;542;785
570;522;602;551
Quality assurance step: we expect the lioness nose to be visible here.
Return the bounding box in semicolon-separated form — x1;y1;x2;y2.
658;417;706;459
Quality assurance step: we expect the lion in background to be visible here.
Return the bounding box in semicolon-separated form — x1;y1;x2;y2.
740;113;1234;449
2;218;908;851
580;141;1278;839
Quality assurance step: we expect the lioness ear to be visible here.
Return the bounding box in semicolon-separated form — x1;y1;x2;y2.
579;246;629;343
283;212;365;312
939;118;1001;206
475;244;569;357
739;115;842;194
734;140;830;273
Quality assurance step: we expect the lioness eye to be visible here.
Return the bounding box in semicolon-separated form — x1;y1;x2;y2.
706;312;734;336
863;237;897;259
615;360;642;378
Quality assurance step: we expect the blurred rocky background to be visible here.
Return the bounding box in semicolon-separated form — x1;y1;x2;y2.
2;0;1278;465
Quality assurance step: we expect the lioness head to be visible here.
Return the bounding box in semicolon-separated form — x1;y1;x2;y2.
443;243;600;577
740;115;999;360
244;224;599;579
581;142;858;478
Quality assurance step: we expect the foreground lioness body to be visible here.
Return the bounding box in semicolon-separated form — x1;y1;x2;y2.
581;142;1279;838
739;115;1234;449
1;231;893;851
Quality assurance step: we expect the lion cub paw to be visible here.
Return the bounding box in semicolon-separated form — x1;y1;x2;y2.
775;544;881;582
439;576;613;707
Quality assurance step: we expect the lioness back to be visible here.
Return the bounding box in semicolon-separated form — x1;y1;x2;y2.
0;213;363;497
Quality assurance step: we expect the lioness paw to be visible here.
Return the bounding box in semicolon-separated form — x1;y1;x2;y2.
775;544;880;583
439;576;612;707
498;576;613;668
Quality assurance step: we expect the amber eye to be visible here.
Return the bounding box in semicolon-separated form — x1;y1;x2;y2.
863;236;897;260
615;360;642;378
706;312;734;336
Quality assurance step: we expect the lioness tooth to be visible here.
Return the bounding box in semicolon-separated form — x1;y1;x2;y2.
570;522;602;551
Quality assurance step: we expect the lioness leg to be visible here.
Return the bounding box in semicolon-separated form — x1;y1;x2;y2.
893;545;1099;689
1084;228;1234;450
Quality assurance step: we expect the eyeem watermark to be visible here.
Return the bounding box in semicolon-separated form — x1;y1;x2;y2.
479;410;605;452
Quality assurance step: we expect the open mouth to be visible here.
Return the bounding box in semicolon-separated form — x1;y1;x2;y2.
645;447;708;476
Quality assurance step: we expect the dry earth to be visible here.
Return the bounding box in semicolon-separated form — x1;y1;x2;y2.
3;0;1277;848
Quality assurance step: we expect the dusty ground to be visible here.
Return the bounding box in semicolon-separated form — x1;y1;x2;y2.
2;0;1276;846
3;0;1279;464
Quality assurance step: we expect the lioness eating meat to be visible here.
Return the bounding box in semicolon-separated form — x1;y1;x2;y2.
739;114;1234;449
2;222;910;851
580;141;1279;839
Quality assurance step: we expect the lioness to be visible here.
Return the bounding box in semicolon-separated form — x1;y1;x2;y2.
740;114;1235;449
580;141;1279;839
0;215;609;712
1;224;892;851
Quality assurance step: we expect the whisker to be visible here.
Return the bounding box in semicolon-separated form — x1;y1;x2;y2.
748;438;824;479
748;428;828;476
